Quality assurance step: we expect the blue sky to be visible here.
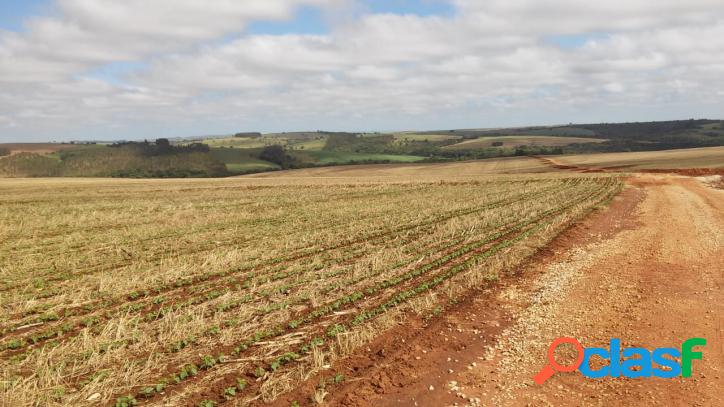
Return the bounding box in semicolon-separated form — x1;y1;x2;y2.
247;6;329;36
1;0;722;142
0;0;48;31
247;1;454;35
1;0;456;34
365;0;455;17
546;33;608;50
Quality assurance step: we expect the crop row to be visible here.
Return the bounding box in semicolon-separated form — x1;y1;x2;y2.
0;183;426;246
192;178;622;405
1;182;538;297
109;179;616;404
0;184;445;297
1;181;567;340
0;180;577;362
1;203;393;293
0;177;619;407
1;182;458;263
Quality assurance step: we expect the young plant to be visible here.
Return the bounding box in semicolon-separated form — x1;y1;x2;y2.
115;395;138;407
254;366;266;378
223;386;236;399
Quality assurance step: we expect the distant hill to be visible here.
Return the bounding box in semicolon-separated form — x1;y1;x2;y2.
416;126;597;138
2;119;722;178
572;119;724;150
420;119;724;152
0;141;228;178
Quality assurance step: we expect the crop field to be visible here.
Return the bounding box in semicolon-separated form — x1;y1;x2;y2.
302;151;426;165
0;143;82;156
245;157;561;179
0;172;622;406
203;138;271;149
441;135;606;150
554;146;724;170
203;135;327;152
391;134;463;143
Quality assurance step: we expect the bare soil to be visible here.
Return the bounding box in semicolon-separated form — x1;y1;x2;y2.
546;146;724;172
272;174;723;406
533;155;724;177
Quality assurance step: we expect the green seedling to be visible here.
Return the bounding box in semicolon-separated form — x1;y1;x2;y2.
115;395;137;407
254;366;266;378
223;386;236;399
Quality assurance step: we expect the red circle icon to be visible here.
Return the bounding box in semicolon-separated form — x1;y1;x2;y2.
533;337;584;384
547;337;584;372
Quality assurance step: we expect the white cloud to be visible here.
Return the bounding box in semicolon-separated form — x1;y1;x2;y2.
0;0;341;83
0;115;17;128
1;0;724;141
455;0;723;34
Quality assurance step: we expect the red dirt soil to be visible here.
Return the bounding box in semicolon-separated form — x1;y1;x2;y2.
268;174;723;406
532;155;724;177
638;167;724;177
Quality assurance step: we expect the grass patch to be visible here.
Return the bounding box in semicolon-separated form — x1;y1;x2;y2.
308;151;425;164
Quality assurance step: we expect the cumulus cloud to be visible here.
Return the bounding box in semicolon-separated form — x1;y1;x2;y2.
0;0;341;82
455;0;723;34
1;0;724;140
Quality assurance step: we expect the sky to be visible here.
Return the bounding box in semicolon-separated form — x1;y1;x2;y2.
1;0;724;142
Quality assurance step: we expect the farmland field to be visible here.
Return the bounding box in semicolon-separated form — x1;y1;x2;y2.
203;138;270;149
302;151;426;165
441;135;606;150
554;146;724;170
0;169;621;406
244;156;562;179
0;143;82;155
391;133;463;143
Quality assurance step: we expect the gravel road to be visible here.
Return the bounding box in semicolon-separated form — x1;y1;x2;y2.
313;174;723;407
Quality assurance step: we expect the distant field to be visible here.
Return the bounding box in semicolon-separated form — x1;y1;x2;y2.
203;134;328;151
209;147;412;174
245;156;560;180
0;143;83;155
442;135;605;150
392;133;462;143
245;146;724;180
557;146;724;170
225;160;280;172
306;151;425;165
204;135;327;157
289;138;326;151
418;126;598;138
203;137;270;149
0;171;621;406
208;148;280;174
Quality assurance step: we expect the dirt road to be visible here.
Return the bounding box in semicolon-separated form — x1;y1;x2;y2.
310;174;723;406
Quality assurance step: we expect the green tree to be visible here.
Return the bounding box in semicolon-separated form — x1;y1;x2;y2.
259;145;296;169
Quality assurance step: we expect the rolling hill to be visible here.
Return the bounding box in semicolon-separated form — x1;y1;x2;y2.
2;119;723;178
